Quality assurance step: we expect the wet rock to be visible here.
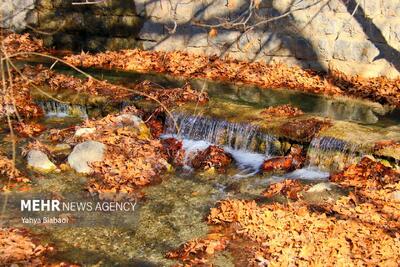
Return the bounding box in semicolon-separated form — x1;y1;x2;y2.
162;138;185;166
48;143;72;163
262;157;293;172
27;150;57;173
75;127;96;137
281;141;292;154
49;143;71;153
262;145;305;173
373;140;400;161
192;145;232;172
307;182;334;193
68;141;105;174
279;118;332;142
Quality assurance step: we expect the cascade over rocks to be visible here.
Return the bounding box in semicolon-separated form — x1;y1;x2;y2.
2;32;400;266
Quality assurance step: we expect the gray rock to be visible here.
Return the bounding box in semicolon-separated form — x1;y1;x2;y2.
351;41;379;63
74;127;96;137
315;38;333;59
334;39;379;63
68;141;105;174
0;0;35;30
392;23;400;43
27;150;57;173
333;39;351;61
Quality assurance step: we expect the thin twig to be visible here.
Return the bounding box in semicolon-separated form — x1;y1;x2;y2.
72;0;108;5
1;51;180;133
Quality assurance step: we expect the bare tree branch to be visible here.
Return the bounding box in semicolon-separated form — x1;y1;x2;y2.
72;0;108;5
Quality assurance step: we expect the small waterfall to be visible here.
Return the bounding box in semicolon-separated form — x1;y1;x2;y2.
164;113;278;155
164;113;364;178
307;136;362;172
164;113;280;175
37;101;88;118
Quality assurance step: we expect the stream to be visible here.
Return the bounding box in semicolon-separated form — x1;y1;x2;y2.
1;64;399;266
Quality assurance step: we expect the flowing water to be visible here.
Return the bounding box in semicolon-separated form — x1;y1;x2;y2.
164;113;279;155
1;108;346;266
306;136;363;171
2;63;399;266
38;100;89;118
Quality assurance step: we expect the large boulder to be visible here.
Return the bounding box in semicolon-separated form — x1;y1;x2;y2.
27;150;57;173
68;141;105;174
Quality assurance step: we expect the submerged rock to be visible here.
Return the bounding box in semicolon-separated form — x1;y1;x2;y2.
27;150;57;173
262;179;305;200
307;182;334;193
68;141;105;174
48;143;72;163
52;143;71;152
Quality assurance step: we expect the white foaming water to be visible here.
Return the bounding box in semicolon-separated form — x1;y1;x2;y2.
164;113;278;154
224;147;266;175
271;167;330;182
38;101;88;118
161;135;266;174
162;131;331;181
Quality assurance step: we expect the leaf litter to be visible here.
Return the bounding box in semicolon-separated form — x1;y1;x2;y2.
168;156;400;266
